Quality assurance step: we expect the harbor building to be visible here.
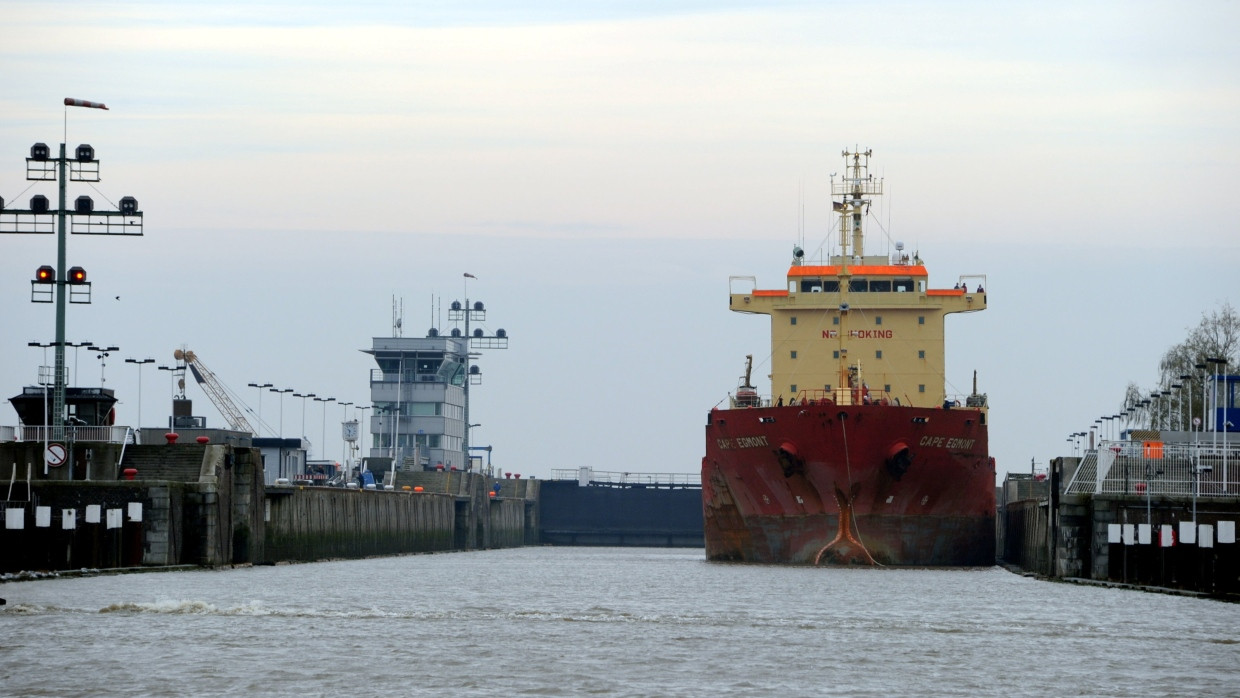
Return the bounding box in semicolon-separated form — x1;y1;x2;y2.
363;335;468;474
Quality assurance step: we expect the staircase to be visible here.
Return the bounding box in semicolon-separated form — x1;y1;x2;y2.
118;445;207;482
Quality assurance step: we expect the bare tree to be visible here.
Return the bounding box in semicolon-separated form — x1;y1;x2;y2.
1120;301;1235;431
1122;301;1238;431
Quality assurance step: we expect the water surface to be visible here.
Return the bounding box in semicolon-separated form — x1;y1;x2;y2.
2;548;1236;696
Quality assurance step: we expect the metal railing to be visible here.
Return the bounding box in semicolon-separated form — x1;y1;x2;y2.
724;387;959;409
15;425;132;444
551;468;701;487
1064;440;1240;496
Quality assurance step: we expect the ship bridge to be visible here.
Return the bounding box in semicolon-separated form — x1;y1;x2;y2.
730;257;985;409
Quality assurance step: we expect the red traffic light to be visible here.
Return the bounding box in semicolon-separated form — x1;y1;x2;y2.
35;265;55;283
68;266;87;284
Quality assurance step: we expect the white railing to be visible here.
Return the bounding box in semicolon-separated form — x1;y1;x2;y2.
14;425;133;444
1065;440;1240;496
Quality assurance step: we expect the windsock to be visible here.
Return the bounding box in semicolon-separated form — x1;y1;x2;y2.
64;98;108;110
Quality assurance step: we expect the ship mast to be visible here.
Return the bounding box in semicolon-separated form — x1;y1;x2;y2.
834;148;881;266
833;148;882;403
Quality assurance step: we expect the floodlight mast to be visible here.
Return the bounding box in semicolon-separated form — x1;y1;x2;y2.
0;99;143;440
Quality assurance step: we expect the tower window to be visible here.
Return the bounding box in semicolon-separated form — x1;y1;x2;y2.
875;350;882;359
918;385;926;393
919;350;925;359
918;316;925;325
875;316;882;326
884;384;891;392
790;350;797;359
790;384;797;393
833;316;840;326
791;316;797;326
833;350;839;359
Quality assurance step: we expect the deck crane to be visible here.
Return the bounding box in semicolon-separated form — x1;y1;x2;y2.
173;348;256;434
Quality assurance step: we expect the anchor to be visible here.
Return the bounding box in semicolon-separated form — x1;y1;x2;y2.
813;481;877;565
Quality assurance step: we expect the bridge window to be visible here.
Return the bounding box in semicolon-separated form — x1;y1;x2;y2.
869;279;891;292
824;281;839;292
894;278;914;292
801;280;823;293
849;278;868;292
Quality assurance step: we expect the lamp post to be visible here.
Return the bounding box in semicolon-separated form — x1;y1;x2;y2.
28;342;55;463
1170;383;1182;431
88;345;119;386
1179;374;1193;431
271;388;293;438
1145;464;1162;526
293;393;315;446
1196;362;1208;431
355;405;372;467
156;365;178;429
248;382;272;436
63;340;92;386
467;423;482;471
1207;357;1229;493
1192;459;1211;525
1207;358;1226;443
315;396;335;460
337;401;353;465
124;358;154;433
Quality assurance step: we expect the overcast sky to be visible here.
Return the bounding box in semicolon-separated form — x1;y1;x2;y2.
2;1;1238;480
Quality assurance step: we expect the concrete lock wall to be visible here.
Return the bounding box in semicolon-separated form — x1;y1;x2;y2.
1001;489;1240;596
1;480;178;572
0;443;266;572
1002;499;1049;575
2;446;540;572
264;488;457;561
262;472;538;563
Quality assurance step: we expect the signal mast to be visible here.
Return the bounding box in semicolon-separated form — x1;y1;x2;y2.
0;98;144;439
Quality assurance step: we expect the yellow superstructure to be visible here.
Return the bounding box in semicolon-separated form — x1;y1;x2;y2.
728;149;986;408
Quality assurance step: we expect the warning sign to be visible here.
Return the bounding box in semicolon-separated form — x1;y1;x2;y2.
44;443;67;467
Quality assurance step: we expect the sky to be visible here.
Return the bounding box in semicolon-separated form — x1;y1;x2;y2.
1;0;1238;481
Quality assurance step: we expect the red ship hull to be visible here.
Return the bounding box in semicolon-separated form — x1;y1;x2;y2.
702;401;995;565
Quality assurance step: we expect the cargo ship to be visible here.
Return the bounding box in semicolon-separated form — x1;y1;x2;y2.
702;149;995;565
